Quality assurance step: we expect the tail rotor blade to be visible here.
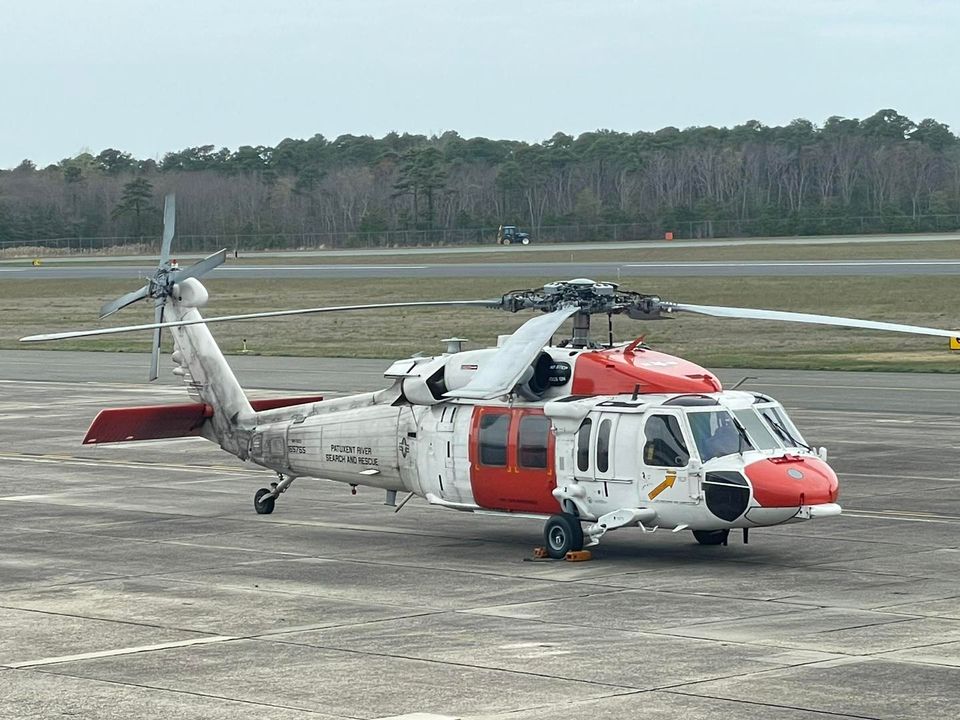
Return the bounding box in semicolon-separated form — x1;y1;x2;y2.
179;249;226;281
99;284;150;319
160;194;176;263
149;301;164;382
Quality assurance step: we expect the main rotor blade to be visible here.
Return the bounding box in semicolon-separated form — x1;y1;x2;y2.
160;194;175;263
666;302;960;339
149;300;164;382
20;299;502;343
178;249;226;281
98;284;150;319
445;306;580;400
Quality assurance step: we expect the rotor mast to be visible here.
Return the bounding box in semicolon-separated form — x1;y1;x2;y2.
571;310;592;347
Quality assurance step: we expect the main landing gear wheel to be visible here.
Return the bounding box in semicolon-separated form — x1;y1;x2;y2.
692;529;729;546
254;487;276;515
544;513;584;559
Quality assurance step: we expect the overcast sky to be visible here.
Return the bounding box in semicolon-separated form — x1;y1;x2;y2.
1;0;957;169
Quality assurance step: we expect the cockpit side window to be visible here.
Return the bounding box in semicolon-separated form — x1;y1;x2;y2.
643;414;690;468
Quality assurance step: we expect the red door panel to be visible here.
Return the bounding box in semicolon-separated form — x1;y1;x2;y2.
469;407;561;514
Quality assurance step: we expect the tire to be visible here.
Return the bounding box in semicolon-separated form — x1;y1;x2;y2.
521;237;530;245
254;487;276;515
543;513;584;559
503;237;512;246
692;529;729;546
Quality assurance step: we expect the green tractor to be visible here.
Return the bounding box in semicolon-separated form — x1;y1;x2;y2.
496;224;531;246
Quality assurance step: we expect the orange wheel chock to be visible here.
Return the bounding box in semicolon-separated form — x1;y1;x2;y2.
564;550;592;562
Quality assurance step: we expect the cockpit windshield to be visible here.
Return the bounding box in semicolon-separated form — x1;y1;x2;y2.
688;409;753;462
756;403;807;448
732;408;780;450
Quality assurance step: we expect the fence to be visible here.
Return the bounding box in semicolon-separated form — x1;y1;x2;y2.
3;214;960;257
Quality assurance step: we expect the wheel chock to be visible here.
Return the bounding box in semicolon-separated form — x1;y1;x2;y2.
533;547;549;559
564;550;592;562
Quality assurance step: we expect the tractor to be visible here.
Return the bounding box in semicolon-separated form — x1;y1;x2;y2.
496;224;531;245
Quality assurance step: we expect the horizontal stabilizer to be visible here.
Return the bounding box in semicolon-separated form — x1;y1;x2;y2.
83;403;213;444
248;395;325;412
83;395;325;444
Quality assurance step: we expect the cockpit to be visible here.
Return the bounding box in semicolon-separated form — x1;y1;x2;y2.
642;393;809;466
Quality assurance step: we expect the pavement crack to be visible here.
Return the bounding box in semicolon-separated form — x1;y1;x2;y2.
24;668;349;717
662;688;883;720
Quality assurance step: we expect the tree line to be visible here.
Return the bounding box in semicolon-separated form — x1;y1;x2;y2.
2;108;959;246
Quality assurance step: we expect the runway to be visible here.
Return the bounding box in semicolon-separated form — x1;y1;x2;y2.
2;351;959;719
9;258;960;281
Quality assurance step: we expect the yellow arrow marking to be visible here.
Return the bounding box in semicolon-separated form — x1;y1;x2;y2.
648;472;677;500
950;337;960;351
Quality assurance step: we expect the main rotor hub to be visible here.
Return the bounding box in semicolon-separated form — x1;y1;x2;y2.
499;279;664;318
495;278;669;347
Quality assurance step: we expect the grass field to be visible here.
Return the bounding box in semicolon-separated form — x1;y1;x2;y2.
4;272;960;372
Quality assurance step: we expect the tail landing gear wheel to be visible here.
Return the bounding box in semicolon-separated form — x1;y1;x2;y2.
544;513;584;559
254;488;276;515
693;529;729;546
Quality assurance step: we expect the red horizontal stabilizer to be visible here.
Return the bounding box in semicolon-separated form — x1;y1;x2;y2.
83;403;214;444
249;395;324;412
83;395;324;445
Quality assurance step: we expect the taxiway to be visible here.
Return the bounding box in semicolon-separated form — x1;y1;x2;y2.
1;352;959;719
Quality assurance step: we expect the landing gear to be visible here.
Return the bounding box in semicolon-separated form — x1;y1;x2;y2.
253;473;296;515
254;487;275;514
692;529;729;546
543;513;584;559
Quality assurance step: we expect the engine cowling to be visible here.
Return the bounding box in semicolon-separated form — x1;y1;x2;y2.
395;349;557;405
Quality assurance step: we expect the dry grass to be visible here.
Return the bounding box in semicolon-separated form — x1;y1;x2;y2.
4;274;960;372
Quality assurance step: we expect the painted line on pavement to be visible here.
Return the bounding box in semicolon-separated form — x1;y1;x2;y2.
6;635;237;669
217;265;428;271
625;260;960;268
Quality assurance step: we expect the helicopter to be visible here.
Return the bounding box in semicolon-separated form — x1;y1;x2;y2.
21;196;960;559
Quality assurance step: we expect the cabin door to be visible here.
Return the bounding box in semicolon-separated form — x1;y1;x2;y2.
639;411;699;504
469;407;560;514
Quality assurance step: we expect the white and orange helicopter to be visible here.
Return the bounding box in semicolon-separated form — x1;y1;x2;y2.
21;197;960;558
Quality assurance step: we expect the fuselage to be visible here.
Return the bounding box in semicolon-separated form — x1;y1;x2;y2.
244;344;840;533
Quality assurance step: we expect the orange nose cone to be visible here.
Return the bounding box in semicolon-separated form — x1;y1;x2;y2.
745;457;839;508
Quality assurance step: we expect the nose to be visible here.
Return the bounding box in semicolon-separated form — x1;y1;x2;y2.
744;456;838;507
